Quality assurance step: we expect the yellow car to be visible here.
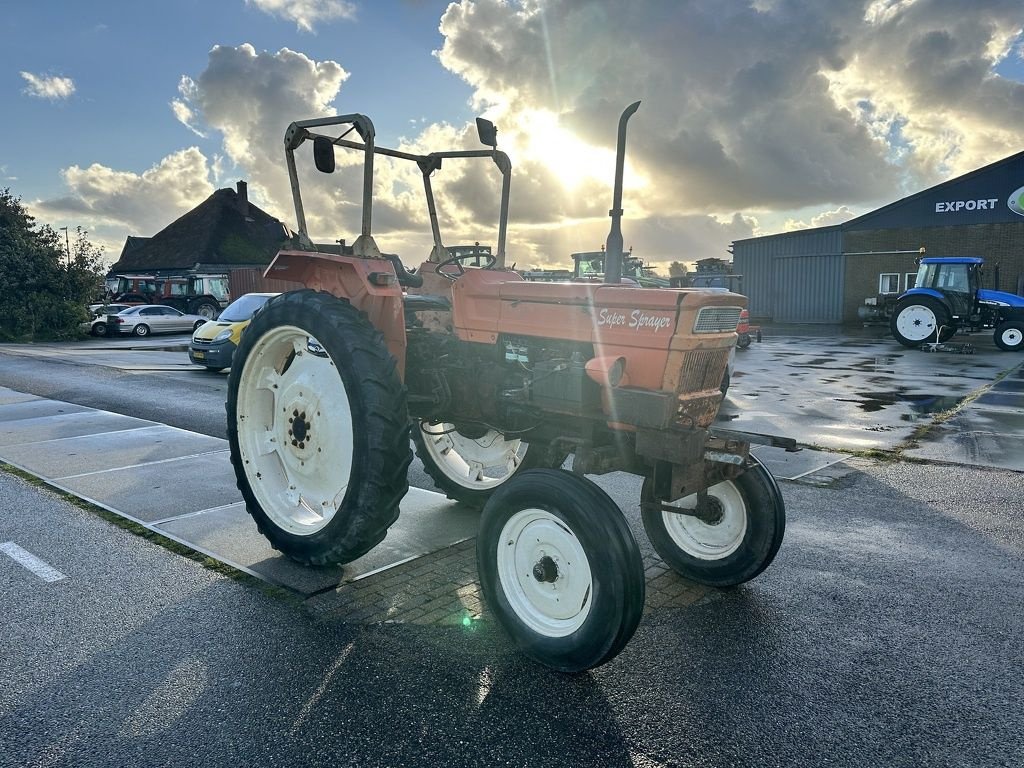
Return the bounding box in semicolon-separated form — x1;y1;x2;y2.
189;293;278;371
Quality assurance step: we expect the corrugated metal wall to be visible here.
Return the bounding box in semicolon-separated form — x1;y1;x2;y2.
732;227;844;323
770;253;845;323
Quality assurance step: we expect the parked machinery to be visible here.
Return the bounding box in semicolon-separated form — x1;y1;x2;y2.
225;103;791;671
878;257;1024;351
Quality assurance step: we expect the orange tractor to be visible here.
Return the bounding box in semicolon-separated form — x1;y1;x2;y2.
226;104;789;672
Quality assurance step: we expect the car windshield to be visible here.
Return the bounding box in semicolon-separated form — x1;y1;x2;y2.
220;294;275;322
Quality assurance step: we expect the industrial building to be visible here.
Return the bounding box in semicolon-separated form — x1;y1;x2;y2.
731;150;1024;323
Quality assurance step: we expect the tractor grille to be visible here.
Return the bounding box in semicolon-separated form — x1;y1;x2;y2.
679;348;730;393
693;306;742;334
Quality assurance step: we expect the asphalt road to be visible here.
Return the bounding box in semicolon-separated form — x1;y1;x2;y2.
2;336;1023;766
2;458;1022;766
0;341;447;493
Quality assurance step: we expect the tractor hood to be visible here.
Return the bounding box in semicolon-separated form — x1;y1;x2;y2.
978;289;1024;308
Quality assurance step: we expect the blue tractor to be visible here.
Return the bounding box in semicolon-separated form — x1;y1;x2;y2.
890;257;1024;351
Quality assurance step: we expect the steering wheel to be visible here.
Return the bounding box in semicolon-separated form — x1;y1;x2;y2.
435;252;498;281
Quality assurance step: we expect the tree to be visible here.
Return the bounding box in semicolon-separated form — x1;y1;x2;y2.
0;188;106;341
669;261;689;278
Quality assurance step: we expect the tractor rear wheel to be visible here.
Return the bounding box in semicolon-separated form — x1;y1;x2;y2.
226;290;412;566
890;297;955;347
477;469;645;673
641;456;785;587
191;300;219;319
413;422;566;508
993;320;1024;352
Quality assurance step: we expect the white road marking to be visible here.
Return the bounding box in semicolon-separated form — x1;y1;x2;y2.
0;542;67;582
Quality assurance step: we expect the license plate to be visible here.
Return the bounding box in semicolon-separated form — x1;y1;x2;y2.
193;351;205;359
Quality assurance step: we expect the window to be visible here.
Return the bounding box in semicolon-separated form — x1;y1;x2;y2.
878;273;900;294
937;265;970;292
905;272;917;290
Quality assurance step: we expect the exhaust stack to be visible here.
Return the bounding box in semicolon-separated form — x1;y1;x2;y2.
604;101;641;284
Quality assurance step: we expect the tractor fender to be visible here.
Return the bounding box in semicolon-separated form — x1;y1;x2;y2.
898;287;948;306
263;249;408;375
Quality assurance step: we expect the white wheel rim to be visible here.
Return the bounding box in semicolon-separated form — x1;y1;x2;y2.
660;480;747;560
895;305;938;341
235;325;353;536
1000;328;1022;347
496;508;593;637
419;423;527;490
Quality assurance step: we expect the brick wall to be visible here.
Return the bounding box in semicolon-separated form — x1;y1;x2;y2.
842;223;1024;324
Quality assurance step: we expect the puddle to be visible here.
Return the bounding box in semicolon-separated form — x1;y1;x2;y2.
836;391;968;415
849;357;899;371
975;391;1024;408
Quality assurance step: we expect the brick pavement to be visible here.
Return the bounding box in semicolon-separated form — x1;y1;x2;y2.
305;537;712;627
304;463;864;627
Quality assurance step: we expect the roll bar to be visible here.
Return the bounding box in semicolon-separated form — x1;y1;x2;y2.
283;114;512;267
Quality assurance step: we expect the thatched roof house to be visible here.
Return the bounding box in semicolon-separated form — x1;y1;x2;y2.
108;181;298;276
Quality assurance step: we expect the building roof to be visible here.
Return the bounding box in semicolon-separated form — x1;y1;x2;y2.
108;182;297;275
733;148;1024;249
843;148;1024;231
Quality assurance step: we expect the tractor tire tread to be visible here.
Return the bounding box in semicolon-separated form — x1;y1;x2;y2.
227;289;411;566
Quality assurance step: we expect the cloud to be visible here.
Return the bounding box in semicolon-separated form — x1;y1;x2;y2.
246;0;356;32
436;0;1024;237
827;0;1024;184
33;148;214;244
784;206;858;231
33;3;1024;275
20;72;75;100
173;44;359;236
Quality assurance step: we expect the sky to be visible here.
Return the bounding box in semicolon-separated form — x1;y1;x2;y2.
2;0;1023;273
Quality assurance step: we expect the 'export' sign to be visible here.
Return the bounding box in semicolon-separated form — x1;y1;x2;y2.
934;185;1024;217
935;198;999;213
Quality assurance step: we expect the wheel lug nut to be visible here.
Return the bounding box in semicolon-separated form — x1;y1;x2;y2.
298;442;305;449
291;439;298;446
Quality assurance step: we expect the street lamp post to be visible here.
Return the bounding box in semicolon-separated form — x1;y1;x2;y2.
58;226;71;268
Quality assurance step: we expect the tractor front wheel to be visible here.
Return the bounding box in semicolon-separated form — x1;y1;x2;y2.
477;469;645;672
890;297;955;347
413;422;566;508
641;456;785;587
226;290;411;566
993;320;1024;352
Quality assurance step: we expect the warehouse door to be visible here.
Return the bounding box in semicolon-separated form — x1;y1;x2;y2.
771;253;844;323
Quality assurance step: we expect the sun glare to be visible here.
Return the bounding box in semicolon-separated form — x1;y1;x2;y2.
524;110;621;191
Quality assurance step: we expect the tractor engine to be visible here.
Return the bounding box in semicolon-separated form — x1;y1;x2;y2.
404;319;598;436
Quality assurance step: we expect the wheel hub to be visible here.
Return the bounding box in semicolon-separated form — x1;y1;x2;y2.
694;494;725;525
532;555;559;583
289;409;311;448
